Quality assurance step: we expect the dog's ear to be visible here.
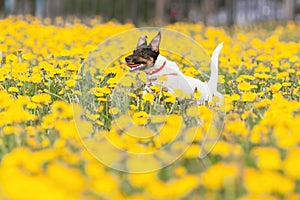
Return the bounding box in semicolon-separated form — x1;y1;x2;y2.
150;32;161;52
137;35;147;47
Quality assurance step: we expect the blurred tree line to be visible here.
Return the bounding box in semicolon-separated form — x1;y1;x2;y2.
0;0;299;26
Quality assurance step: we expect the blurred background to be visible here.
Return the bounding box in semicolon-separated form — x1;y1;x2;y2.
0;0;300;26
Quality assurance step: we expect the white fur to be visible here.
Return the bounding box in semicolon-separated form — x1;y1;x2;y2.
144;42;223;105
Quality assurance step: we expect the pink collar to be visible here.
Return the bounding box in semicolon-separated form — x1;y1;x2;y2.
151;60;166;75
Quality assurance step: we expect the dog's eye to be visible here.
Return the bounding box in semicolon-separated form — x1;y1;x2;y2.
140;51;145;56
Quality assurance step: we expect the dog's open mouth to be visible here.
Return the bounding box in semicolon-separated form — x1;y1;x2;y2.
123;62;147;72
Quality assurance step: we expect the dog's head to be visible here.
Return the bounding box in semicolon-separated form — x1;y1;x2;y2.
124;32;161;72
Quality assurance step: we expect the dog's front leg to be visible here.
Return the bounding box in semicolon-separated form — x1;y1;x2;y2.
143;76;155;96
143;84;153;96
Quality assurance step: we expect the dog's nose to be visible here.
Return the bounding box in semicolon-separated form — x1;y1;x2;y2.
125;57;130;62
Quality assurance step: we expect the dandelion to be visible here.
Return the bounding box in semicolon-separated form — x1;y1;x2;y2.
241;92;257;102
109;107;119;115
67;63;78;72
27;102;41;109
270;83;282;93
283;148;300;178
31;93;52;104
290;55;298;62
3;126;15;134
218;75;225;83
251;147;281;170
119;76;135;87
129;104;138;111
186;106;199;117
6;54;18;62
173;88;187;98
65;79;76;87
132;111;150;126
282;82;292;87
142;92;154;103
107;78;118;87
174;166;187;177
8;86;19;93
184;144;201;158
202;162;237;190
193;90;202;99
238;82;254;91
254;98;271;109
126;125;155;139
165;94;176;103
231;93;240;101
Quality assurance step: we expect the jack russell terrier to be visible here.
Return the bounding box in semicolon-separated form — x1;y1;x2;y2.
124;32;223;105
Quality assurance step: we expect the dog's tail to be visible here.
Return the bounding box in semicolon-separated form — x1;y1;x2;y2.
208;42;223;103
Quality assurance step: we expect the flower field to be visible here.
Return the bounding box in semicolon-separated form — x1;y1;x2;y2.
0;15;300;199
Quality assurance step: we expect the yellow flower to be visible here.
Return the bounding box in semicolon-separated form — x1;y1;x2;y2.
60;50;70;57
142;92;154;103
8;86;19;93
282;82;291;87
276;72;288;80
51;100;73;119
218;75;225;83
126;155;160;172
186;106;199;117
244;168;294;195
149;85;161;93
251;147;281;170
107;77;117;86
6;54;18;62
254;98;271;109
109;107;119;115
173;88;188;98
239;195;280;200
254;73;272;80
225;119;248;136
255;63;270;73
174;166;187;177
129;172;157;188
184;144;201;158
132;111;150;126
238;81;255;91
129;104;138;111
202;162;237;190
31;93;52;104
47;163;86;192
67;63;78;72
185;127;203;142
165;94;176;103
65;79;76;87
158;116;182;144
290;55;298;62
90;174;117;195
241;92;257;102
97;97;107;102
193;90;202;99
283;148;300;178
119;76;135;87
270;83;281;93
26;102;41;109
3;126;15;134
210;141;231;156
94;87;111;96
231;93;240;101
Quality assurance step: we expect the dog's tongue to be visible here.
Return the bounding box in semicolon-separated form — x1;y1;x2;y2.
122;62;139;68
